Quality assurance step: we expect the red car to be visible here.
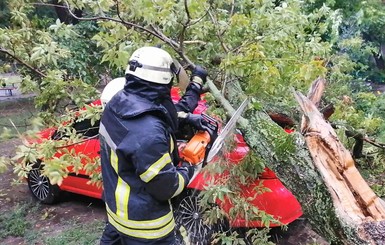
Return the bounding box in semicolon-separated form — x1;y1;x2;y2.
26;87;302;243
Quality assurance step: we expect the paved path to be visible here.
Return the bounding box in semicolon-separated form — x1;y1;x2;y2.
0;91;35;101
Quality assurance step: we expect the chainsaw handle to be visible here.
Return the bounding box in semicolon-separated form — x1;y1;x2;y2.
179;113;219;167
201;113;218;139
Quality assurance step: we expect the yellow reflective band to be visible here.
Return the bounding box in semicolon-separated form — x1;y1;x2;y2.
115;177;130;219
170;134;174;152
110;149;118;173
172;173;185;198
106;204;173;229
139;153;172;183
107;212;175;239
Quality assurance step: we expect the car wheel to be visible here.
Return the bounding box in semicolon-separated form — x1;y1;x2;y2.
27;163;60;204
174;192;226;245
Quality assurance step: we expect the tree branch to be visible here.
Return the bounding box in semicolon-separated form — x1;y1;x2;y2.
183;40;207;45
63;1;164;41
178;0;192;52
207;10;229;52
206;79;248;126
55;134;99;149
346;130;385;150
63;1;242;120
0;47;46;78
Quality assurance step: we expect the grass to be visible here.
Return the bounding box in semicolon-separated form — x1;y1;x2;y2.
0;200;104;245
0;97;38;140
0;201;38;239
0;74;37;138
43;220;104;245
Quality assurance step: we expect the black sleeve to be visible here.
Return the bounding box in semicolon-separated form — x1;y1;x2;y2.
174;83;202;113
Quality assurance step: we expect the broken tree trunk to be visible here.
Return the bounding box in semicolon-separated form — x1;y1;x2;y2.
222;77;385;244
293;81;385;244
222;79;344;243
240;107;346;244
208;77;385;244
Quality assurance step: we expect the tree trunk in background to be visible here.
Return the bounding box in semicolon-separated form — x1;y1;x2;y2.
52;0;82;24
237;78;385;244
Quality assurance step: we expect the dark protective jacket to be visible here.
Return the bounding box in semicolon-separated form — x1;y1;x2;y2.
99;76;201;242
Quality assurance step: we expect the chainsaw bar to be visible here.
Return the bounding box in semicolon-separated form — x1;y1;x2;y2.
206;98;249;163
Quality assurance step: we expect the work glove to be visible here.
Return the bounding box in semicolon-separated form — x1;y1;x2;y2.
190;65;208;88
179;161;195;180
178;112;209;131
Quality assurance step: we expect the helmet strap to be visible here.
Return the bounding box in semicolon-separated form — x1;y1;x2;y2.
170;63;180;76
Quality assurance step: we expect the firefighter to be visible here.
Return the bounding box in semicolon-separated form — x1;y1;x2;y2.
99;46;208;245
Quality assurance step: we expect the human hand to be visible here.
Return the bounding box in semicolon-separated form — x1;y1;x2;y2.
180;161;195;179
191;65;208;85
185;113;210;131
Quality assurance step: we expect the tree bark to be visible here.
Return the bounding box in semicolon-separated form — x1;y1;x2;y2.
232;78;385;244
292;81;385;244
241;104;345;244
216;79;342;243
52;0;82;24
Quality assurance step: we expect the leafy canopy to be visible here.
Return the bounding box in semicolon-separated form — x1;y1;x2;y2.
2;0;385;242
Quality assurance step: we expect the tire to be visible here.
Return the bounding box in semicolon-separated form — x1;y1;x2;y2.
174;191;227;245
27;163;60;204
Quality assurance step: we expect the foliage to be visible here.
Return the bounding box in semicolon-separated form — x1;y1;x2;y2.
200;142;282;242
13;102;102;186
2;0;385;243
0;0;104;117
358;146;385;197
50;21;114;85
331;93;384;137
0;1;11;28
213;228;274;245
332;2;385;83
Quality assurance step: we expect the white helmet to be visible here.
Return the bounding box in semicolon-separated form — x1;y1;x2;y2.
125;47;175;85
100;77;125;108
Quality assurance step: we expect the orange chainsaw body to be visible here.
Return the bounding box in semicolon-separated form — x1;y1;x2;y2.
181;131;211;165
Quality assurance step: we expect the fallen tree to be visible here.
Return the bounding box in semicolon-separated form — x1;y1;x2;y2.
234;78;385;244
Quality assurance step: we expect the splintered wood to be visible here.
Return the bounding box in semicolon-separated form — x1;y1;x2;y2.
294;78;385;224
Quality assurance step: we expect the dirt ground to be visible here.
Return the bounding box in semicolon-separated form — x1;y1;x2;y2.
0;138;106;245
0;93;329;245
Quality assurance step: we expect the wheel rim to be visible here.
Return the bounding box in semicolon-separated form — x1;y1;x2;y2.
28;168;50;200
175;195;212;244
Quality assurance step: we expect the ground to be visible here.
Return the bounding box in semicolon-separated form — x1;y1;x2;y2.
0;94;329;244
0;138;106;245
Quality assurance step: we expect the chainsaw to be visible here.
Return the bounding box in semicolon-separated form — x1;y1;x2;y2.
179;98;249;181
